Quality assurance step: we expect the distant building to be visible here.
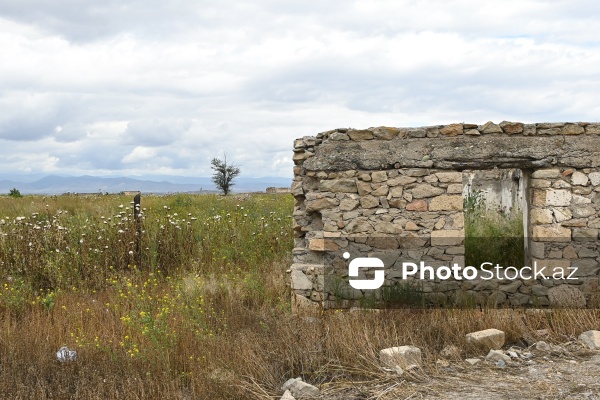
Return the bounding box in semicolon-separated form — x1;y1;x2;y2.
265;187;291;194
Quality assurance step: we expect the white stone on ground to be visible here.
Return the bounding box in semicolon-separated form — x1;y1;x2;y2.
379;346;422;369
465;328;505;351
579;330;600;350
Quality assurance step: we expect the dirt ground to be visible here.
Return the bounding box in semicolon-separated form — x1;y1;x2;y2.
318;343;600;399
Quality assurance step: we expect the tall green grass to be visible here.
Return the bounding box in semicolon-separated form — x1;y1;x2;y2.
464;190;525;268
0;193;293;291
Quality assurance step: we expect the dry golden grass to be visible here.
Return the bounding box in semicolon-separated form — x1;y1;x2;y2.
0;193;599;399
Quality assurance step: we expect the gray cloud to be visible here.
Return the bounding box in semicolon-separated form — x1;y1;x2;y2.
124;118;191;147
1;1;600;180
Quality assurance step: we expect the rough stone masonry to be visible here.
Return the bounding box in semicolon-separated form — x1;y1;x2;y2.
290;122;600;311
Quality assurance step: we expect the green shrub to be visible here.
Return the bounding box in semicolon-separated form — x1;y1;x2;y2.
464;192;524;269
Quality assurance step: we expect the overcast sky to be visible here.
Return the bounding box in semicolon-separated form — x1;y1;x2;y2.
1;0;600;180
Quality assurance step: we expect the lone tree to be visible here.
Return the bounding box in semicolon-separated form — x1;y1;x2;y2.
211;154;240;195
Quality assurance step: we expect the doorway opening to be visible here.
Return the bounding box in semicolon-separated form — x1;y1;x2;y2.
463;169;527;269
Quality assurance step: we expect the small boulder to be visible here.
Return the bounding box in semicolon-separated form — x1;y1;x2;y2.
466;329;505;352
380;346;422;369
280;390;295;400
281;378;319;398
579;330;600;350
485;350;511;364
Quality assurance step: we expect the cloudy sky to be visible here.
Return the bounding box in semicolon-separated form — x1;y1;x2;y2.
1;0;599;180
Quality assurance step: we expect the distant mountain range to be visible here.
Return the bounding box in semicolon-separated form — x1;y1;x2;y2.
0;175;292;195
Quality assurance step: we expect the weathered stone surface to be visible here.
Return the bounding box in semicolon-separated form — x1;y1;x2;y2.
293;123;600;311
466;329;505;351
440;124;463;136
388;176;418;186
563;124;585;135
530;209;553;224
371;171;388;183
348;129;374;141
375;221;403;234
304;134;600;172
531;179;551;188
290;268;313;290
431;230;464;246
280;389;295;400
479;121;503;134
532;226;571;242
356;180;372;196
345;218;372;233
308;238;339;252
371;185;389;196
548;285;586;308
579;330;600;350
282;377;320;398
329;132;349;141
546;190;572;206
572;228;599;241
571;259;599;276
447;183;463;194
485;349;511;363
531;169;561;179
319;179;357;193
500;121;524;134
373;127;401;140
360;195;380;209
429;195;463;211
551;207;572;222
339;198;359;211
589;172;600;186
380;346;422;368
436;172;463;183
388;186;403;198
572;171;589;186
406;199;428;211
411;184;445;199
405;221;419;231
305;197;339;212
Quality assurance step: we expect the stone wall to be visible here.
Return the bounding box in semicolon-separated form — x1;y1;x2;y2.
291;122;600;310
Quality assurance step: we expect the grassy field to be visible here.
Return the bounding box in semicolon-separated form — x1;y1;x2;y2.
0;193;599;399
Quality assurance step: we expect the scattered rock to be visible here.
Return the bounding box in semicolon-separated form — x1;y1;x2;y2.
466;329;505;352
380;346;422;369
485;350;511;364
548;285;587;308
440;345;460;359
465;358;482;366
281;378;320;398
280;390;295;400
579;330;600;350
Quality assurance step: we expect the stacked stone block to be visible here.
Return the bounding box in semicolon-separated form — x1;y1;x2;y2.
291;122;600;310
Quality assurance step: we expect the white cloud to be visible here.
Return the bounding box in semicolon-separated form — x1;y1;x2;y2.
121;147;158;164
1;1;600;179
